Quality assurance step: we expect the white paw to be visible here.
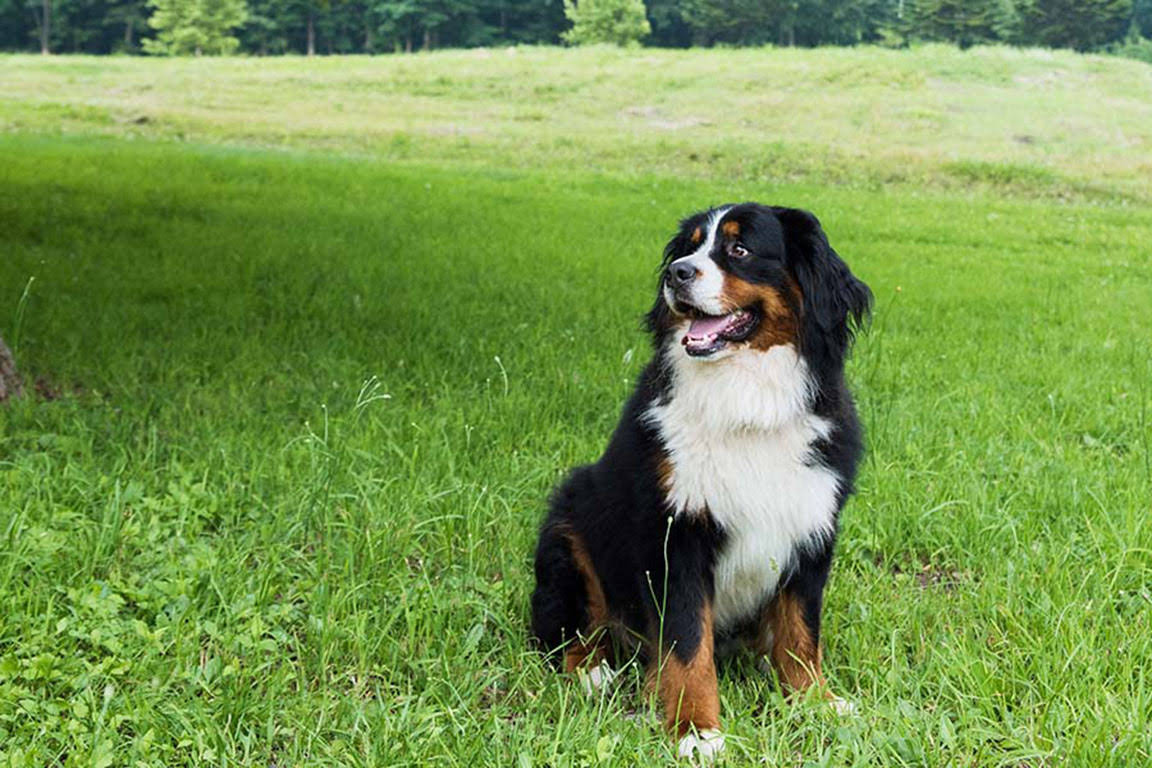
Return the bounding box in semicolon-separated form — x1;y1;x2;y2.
829;695;857;716
577;661;617;695
677;729;725;762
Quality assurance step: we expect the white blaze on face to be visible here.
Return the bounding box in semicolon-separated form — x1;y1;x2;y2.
664;206;732;316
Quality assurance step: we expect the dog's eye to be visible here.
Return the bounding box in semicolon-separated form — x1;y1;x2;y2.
729;243;750;259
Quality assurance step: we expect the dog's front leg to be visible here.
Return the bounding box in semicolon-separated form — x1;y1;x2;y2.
648;595;723;761
758;569;854;715
760;586;826;693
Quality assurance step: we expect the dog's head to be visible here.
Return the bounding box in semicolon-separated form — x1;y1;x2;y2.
648;203;871;372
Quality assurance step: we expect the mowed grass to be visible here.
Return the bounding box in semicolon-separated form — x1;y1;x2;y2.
1;131;1151;766
3;46;1152;200
3;45;1152;765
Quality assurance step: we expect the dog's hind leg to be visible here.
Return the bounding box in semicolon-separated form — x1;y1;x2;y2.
531;524;614;689
531;522;585;655
560;530;616;691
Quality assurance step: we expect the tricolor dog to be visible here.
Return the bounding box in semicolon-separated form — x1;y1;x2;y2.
531;203;871;760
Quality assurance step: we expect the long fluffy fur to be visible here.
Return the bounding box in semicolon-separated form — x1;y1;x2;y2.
531;202;871;753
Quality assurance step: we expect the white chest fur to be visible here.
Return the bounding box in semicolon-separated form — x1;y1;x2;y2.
646;342;841;631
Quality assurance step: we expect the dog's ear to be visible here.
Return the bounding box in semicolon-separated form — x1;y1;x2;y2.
775;207;872;365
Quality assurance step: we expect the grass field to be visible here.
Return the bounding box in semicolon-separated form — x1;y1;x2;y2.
1;46;1152;766
4;45;1152;200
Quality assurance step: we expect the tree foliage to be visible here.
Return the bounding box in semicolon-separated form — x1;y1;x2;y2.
1136;0;1152;35
143;0;247;53
0;0;1148;56
1025;0;1133;50
562;0;648;45
905;0;1000;48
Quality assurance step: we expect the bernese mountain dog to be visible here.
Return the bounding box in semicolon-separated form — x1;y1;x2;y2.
531;203;872;761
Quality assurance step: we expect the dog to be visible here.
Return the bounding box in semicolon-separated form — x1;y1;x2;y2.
530;203;871;760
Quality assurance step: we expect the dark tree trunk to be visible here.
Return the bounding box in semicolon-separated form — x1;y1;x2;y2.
307;10;316;56
0;335;22;402
125;17;133;48
423;27;430;50
779;19;795;47
40;0;51;54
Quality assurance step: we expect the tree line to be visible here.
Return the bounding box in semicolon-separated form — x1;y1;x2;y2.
2;0;1150;57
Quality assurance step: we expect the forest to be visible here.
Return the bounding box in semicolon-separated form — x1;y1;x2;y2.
2;0;1151;59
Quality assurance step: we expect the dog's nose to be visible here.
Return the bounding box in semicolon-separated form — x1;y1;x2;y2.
669;261;696;287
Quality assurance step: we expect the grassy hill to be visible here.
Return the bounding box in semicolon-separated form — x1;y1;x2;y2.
0;47;1151;766
3;45;1152;200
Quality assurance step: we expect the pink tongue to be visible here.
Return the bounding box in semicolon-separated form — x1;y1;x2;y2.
687;314;734;339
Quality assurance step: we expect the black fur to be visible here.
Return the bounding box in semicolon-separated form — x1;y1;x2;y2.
531;202;871;687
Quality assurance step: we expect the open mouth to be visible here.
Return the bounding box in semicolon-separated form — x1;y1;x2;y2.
680;306;759;357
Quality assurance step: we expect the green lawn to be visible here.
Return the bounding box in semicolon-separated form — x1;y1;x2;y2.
4;45;1152;200
1;47;1152;766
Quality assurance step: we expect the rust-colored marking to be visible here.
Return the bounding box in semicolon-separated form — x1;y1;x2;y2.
563;632;609;673
721;220;740;238
563;530;611;673
720;276;798;351
759;591;825;694
690;227;703;244
785;275;803;303
656;454;675;495
650;604;720;737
